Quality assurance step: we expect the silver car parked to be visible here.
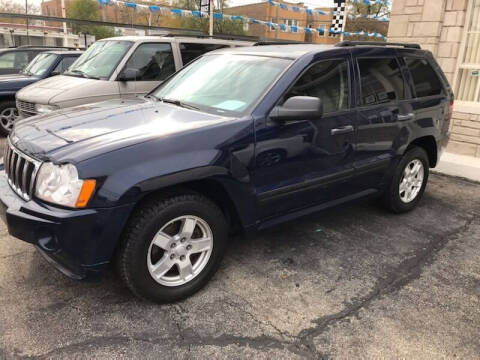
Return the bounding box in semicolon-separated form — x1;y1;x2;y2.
15;35;252;119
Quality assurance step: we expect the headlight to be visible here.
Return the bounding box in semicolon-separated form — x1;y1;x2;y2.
35;104;58;114
35;163;96;208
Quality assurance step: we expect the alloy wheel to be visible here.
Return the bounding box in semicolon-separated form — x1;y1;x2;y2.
399;159;424;203
147;215;213;287
0;107;19;133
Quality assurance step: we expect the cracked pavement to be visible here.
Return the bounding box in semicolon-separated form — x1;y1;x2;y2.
1;137;480;359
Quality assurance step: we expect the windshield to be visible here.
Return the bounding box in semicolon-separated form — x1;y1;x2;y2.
152;54;291;115
23;53;58;76
65;40;132;79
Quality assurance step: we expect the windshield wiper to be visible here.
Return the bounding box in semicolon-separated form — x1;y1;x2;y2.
67;69;101;80
159;97;200;111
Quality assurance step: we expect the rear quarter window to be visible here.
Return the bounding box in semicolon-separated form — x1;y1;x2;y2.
179;43;228;66
404;57;444;98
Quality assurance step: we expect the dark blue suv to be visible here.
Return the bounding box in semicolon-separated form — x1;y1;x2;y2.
0;42;453;303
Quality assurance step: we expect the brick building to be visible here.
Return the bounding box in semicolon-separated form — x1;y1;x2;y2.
388;0;480;157
224;0;337;44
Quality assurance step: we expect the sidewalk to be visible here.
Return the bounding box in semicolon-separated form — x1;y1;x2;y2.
433;152;480;183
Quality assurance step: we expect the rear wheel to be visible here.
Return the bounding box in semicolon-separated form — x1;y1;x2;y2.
0;101;19;136
117;193;228;303
384;146;429;213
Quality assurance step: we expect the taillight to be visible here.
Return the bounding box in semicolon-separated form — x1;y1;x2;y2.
448;100;454;121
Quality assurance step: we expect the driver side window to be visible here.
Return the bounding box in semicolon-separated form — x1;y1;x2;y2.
123;43;175;81
285;59;349;114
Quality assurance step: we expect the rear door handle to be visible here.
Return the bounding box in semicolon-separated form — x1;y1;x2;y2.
331;125;354;135
397;113;415;121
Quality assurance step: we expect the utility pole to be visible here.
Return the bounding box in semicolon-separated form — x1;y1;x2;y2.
147;12;152;35
61;0;68;47
25;0;29;45
209;0;213;36
274;5;278;39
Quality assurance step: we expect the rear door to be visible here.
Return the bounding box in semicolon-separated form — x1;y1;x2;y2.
401;54;451;151
352;48;412;190
117;42;177;98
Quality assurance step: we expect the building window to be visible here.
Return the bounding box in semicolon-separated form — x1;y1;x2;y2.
284;19;299;28
454;0;480;107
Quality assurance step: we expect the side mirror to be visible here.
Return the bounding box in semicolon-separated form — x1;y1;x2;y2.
269;96;323;122
118;68;140;82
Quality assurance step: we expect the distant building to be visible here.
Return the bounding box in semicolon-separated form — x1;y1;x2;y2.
0;23;93;48
224;0;337;44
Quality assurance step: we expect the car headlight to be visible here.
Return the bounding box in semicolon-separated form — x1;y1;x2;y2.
35;104;58;114
35;163;96;208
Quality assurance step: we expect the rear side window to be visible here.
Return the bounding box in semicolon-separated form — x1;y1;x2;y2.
404;57;444;98
285;59;349;114
0;51;29;70
358;58;405;105
123;43;175;81
179;43;228;65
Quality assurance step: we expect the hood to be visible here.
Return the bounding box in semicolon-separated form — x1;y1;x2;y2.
15;74;99;105
0;73;38;91
11;98;231;163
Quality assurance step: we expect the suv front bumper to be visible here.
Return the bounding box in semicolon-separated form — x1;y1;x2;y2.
0;169;134;280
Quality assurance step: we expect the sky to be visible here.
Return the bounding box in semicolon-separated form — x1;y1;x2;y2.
13;0;337;10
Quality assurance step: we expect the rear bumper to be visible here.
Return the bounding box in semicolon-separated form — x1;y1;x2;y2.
436;132;450;167
0;169;134;280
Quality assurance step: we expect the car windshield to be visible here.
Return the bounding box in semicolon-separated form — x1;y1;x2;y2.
22;53;58;76
152;54;291;115
65;40;132;80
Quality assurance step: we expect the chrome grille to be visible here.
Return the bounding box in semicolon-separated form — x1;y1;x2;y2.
3;138;41;201
16;100;37;118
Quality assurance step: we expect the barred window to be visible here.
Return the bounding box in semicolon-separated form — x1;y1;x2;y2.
455;0;480;104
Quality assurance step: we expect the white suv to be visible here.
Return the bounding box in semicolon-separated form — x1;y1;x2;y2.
16;35;252;118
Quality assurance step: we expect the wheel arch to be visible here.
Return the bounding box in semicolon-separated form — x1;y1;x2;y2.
124;177;247;236
407;135;438;168
0;94;17;103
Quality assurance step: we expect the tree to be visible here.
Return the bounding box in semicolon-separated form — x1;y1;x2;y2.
166;0;244;36
175;0;198;11
67;0;115;40
344;1;390;42
0;0;39;25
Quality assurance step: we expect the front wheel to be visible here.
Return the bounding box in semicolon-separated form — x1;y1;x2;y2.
0;101;19;136
117;193;228;303
384;146;429;213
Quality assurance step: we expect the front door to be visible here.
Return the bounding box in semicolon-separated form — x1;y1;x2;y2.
254;57;357;220
117;43;177;98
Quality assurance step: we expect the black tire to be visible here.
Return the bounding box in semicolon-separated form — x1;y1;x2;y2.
117;193;228;303
0;100;18;136
383;146;430;213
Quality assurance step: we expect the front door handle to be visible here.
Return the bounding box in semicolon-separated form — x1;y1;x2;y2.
331;125;354;135
397;113;415;121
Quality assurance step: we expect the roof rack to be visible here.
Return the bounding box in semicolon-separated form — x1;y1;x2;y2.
253;40;303;46
16;45;81;50
161;33;257;42
335;41;421;49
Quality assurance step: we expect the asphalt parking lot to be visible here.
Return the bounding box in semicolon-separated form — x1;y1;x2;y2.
1;137;480;359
